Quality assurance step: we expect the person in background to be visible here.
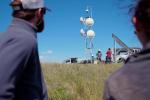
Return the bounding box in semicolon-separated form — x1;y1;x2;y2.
0;0;49;99
103;0;150;100
106;48;112;64
91;54;95;64
96;49;102;62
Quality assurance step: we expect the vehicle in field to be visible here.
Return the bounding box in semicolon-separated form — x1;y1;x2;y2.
113;48;141;63
112;34;141;63
64;57;93;64
64;58;78;64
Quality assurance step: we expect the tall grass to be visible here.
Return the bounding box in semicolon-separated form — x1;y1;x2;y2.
42;63;121;100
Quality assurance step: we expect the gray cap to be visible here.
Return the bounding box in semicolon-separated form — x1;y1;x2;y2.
11;0;45;10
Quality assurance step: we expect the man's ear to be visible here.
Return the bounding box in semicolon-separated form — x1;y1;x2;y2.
132;16;137;24
36;9;43;18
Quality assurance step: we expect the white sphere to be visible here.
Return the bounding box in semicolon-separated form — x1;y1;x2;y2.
80;29;86;36
87;30;95;38
80;17;85;24
85;18;94;26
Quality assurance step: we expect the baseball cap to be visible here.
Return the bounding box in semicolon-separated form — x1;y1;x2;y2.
11;0;50;11
20;0;44;9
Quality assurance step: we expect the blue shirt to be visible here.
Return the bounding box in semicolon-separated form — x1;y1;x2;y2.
0;18;48;100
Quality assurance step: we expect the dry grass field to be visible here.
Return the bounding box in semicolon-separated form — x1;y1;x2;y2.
42;63;122;100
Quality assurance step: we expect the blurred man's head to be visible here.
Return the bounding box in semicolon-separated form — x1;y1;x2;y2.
10;0;47;32
132;0;150;47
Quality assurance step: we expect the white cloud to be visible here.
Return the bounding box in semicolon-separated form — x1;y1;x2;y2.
39;55;44;59
39;49;53;63
41;50;53;55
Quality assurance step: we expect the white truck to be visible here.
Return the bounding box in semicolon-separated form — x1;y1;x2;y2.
112;48;141;63
112;34;141;63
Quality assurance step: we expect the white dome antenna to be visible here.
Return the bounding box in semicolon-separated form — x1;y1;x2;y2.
85;18;94;26
87;30;95;38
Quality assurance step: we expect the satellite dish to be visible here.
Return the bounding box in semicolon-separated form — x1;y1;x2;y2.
80;17;85;24
80;29;86;37
85;18;94;26
87;30;95;38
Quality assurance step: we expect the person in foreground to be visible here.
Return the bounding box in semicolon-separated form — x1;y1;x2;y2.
103;0;150;100
0;0;48;99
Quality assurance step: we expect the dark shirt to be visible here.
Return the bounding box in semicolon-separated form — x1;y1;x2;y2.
0;18;48;100
103;43;150;100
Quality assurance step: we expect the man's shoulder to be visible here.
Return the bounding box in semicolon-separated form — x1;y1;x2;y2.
107;60;150;88
108;62;138;81
0;31;37;51
16;34;37;48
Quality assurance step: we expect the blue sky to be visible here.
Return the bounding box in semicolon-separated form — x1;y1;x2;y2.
0;0;141;62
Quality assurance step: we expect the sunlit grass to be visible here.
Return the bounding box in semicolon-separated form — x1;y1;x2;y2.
42;63;122;100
